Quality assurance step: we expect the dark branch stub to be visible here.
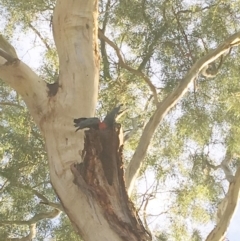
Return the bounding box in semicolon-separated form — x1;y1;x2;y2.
47;82;59;97
71;124;151;241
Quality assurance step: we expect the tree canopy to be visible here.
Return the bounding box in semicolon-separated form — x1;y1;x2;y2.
1;0;240;240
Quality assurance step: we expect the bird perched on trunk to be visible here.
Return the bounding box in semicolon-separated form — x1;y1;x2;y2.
74;105;123;186
74;117;100;131
74;105;122;131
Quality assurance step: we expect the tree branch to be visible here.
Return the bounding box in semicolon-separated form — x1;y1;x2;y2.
0;59;49;125
220;154;234;183
0;173;64;213
0;209;60;226
205;151;234;182
40;201;64;212
18;184;64;212
9;224;36;241
0;101;24;108
30;189;49;203
175;4;217;15
0;48;16;62
0;34;18;63
98;29;159;105
172;7;195;63
99;0;112;79
30;189;64;211
124;118;139;142
125;31;240;196
29;23;51;51
206;166;240;241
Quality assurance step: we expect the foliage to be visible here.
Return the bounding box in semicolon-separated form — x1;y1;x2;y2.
1;0;240;240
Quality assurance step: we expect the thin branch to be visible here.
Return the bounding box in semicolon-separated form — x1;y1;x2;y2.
137;29;165;72
205;159;220;170
142;194;153;237
9;224;36;241
40;201;64;212
139;2;168;71
124;118;139;142
116;107;128;120
19;184;64;212
32;181;50;189
172;7;195;63
0;101;24;108
141;0;153;30
0;59;49;125
0;174;63;212
220;153;234;182
204;151;234;182
0;179;8;193
125;31;240;196
101;0;111;32
98;29;159;105
0;209;60;226
31;189;49;203
29;23;51;51
0;35;18;63
175;4;217;15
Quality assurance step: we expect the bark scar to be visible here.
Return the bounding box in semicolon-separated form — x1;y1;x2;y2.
71;125;152;240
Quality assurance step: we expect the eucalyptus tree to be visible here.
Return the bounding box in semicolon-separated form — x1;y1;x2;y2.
0;0;240;241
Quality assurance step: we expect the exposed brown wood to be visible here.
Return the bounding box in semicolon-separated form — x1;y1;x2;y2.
71;125;151;241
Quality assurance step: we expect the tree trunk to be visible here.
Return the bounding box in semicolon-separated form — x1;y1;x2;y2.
0;0;151;240
1;0;240;240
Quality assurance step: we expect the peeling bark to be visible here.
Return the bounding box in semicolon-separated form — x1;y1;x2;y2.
71;125;151;241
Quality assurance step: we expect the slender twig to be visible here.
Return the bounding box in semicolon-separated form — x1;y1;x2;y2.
0;180;8;193
172;7;195;63
175;4;217;15
98;29;159;105
0;209;60;226
40;201;64;212
0;101;24;108
25;186;64;211
99;0;112;80
124;118;139;142
29;23;51;51
142;194;153;236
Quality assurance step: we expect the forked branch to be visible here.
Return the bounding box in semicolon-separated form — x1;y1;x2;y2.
0;36;49;124
125;31;240;196
98;29;159;105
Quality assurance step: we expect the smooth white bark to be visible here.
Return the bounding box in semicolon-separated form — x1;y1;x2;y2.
206;167;240;241
0;60;48;125
1;0;240;240
125;31;240;196
39;1;122;240
0;0;125;240
52;0;99;115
